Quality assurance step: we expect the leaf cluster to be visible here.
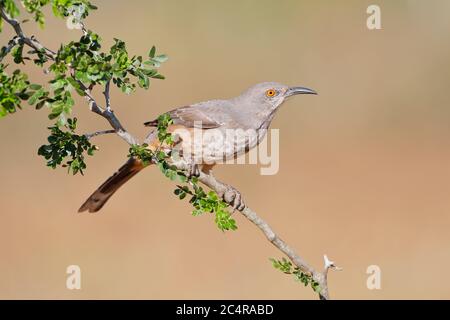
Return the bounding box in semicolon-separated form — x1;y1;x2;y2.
175;184;237;231
0;0;168;175
270;258;321;293
50;33;166;95
10;0;96;29
1;30;167;123
37;117;96;174
0;64;46;116
156;113;174;145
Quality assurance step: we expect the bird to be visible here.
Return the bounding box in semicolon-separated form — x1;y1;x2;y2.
78;82;317;213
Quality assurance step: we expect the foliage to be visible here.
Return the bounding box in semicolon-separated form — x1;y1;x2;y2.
50;33;166;96
0;0;167;172
175;184;238;231
0;0;96;30
156;113;174;145
38;117;96;175
0;64;46;116
270;257;321;294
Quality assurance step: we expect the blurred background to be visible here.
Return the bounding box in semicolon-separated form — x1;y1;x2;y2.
1;0;450;299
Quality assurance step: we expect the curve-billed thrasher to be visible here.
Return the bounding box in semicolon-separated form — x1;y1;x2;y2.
79;82;316;213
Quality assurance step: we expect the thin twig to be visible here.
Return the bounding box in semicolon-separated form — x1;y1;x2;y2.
80;21;88;36
84;129;116;140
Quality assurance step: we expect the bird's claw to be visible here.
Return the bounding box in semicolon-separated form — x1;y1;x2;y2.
187;163;200;178
221;185;245;212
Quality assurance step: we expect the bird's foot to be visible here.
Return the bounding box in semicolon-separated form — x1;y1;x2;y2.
186;163;200;179
220;184;246;212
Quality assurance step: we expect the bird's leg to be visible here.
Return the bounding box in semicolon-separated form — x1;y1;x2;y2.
167;137;200;179
187;161;200;178
198;164;245;212
221;184;246;212
170;157;199;178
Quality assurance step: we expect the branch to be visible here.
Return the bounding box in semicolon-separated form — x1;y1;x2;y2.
0;10;56;60
84;129;115;140
78;83;138;145
0;7;138;146
103;80;111;111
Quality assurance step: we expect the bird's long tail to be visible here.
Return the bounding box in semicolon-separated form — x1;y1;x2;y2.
78;157;145;213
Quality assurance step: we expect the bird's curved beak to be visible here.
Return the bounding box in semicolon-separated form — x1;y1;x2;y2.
286;86;317;97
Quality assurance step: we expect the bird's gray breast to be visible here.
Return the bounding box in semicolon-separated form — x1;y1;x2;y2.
184;126;266;164
193;107;274;163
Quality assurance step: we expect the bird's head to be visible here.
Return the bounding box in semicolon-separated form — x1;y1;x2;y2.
239;82;317;109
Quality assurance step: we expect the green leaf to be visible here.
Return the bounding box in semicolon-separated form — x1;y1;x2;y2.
153;54;168;63
29;84;42;90
28;88;45;105
149;46;156;58
35;100;46;110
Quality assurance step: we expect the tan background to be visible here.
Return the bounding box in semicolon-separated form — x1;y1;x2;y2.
1;0;450;299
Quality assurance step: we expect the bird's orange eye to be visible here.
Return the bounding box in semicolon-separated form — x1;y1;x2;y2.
266;89;276;97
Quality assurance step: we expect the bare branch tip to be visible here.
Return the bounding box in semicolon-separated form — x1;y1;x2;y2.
323;254;342;272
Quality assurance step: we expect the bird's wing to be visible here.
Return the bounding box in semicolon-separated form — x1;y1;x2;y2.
170;105;223;129
145;104;224;129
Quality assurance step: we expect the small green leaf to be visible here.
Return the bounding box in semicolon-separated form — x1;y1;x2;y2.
28;88;45;105
149;46;156;58
29;84;42;90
